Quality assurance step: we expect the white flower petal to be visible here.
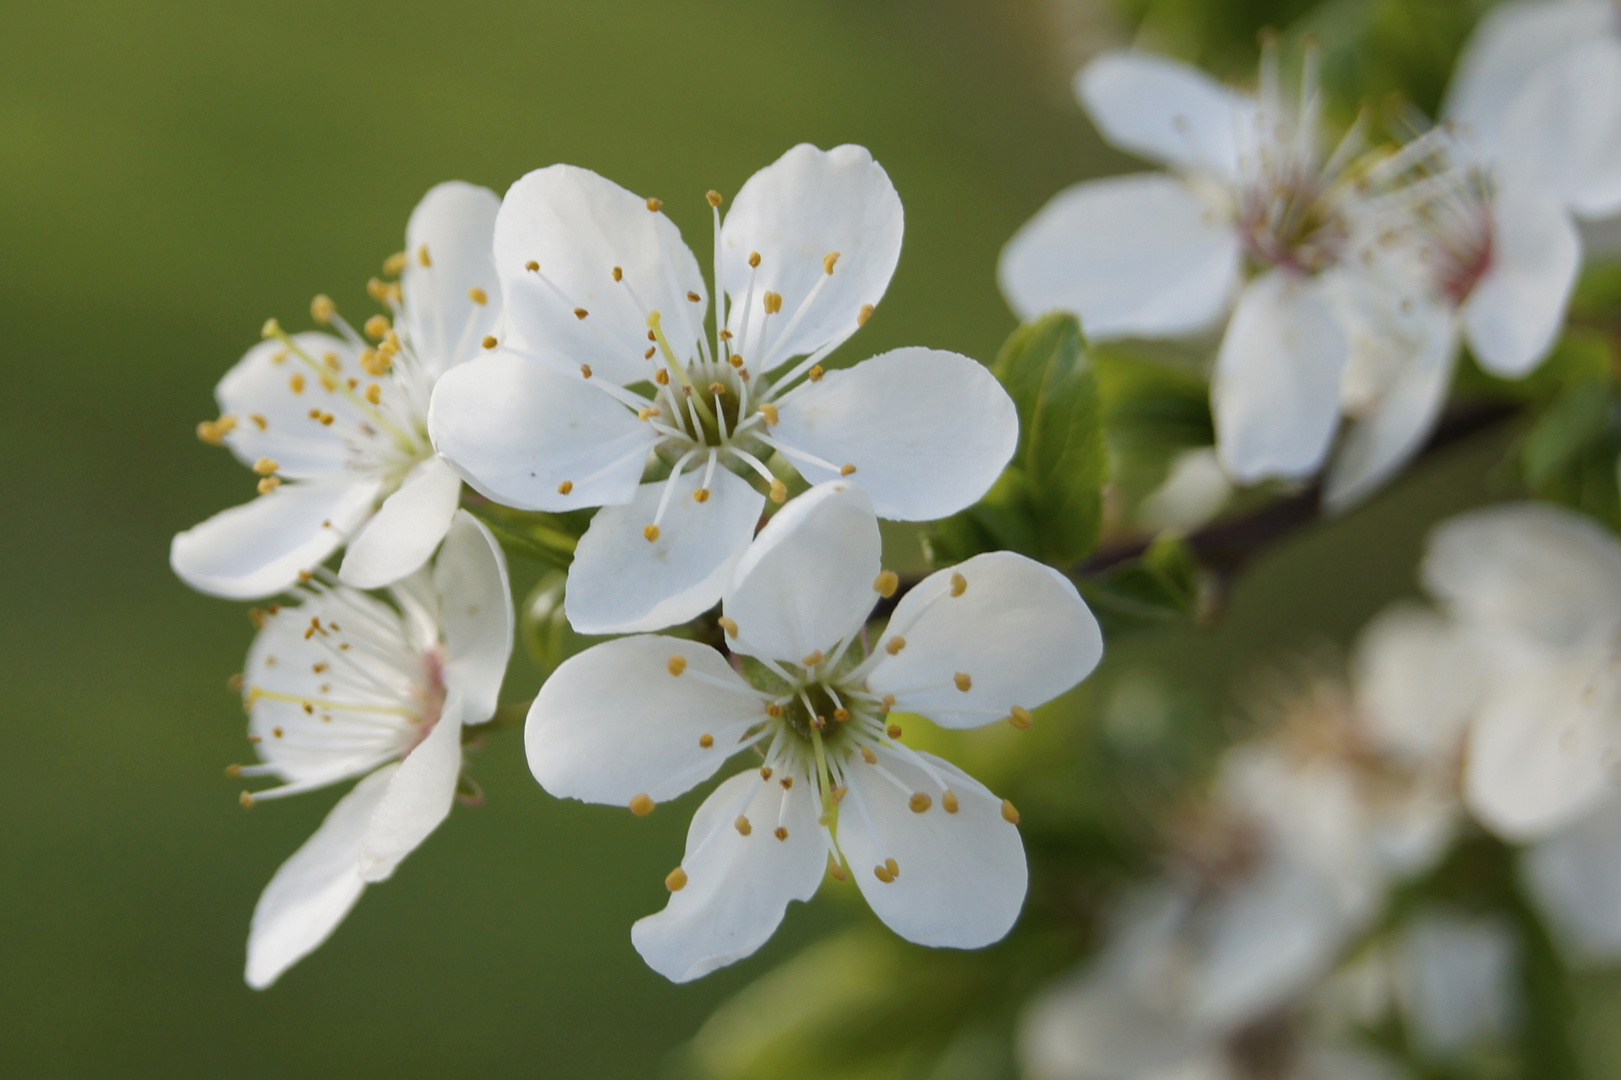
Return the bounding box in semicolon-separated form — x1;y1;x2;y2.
720;144;902;371
838;748;1026;949
494;164;706;385
565;466;764;635
1522;793;1621;965
768;349;1018;521
867;552;1102;729
721;481;880;664
244;592;415;785
428;349;656;511
1394;909;1520;1057
1136;447;1233;532
1465;652;1618;840
357;693;463;883
631;769;826;982
245;764;396;989
1444;0;1619;154
526;636;766;805
1422;502;1621;648
999;173;1241;338
1077;50;1258;180
338;454;463;589
1213;272;1350;483
434;511;514;723
1461;184;1579;378
1500;40;1621;219
171;477;382;600
1352;603;1480;765
400;181;502;376
1323;303;1459;513
216;334;373;479
1018;963;1218;1080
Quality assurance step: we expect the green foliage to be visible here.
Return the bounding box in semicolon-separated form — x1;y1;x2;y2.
464;501;588;570
1517;380;1621;531
1080;533;1210;637
929;314;1107;568
1092;342;1215;515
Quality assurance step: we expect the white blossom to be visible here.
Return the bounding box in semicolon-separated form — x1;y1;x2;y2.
234;511;513;988
999;46;1391;485
429;144;1018;635
523;481;1102;982
171;183;501;599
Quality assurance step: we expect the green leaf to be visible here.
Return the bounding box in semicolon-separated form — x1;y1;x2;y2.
1518;380;1621;531
1079;534;1208;637
464;501;586;570
992;313;1108;565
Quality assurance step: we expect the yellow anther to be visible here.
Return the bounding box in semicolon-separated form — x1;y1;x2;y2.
858;303;875;326
646;197;663;212
654;367;669;384
873;863;894;883
861;746;878;764
870;571;898;599
763;291;783;314
780;775;794;790
240;791;257;809
707;190;723;207
288;373;302;397
272;726;285;738
801;650;824;668
758;402;779;426
612;266;623;281
572;307;589;321
717;616;739;638
258;476;282;494
196;420;225;446
833;708;850;722
733;815;752;836
379;250;405;276
885;857;900;878
720;328;734;341
748;252;761;269
909;792;932;814
579;364;593;379
687;291;702;303
643;524;661;542
693;488;710;503
823;252;841;274
943;790;960;814
525;260;540;272
765;703;781;718
665;866;688;891
637;406;660;421
699;733;714;749
367;277;390;303
808;365;824;381
253;458;279;475
320;412;335;425
835;465;856;480
729;354;744;368
954;672;973;692
887;723;903;739
225;763;242;778
951;574;972;599
885;635;906;655
558;480;574;495
364;314;390;339
467;286;488;306
248;608;268;628
261;317;282;339
1009;706;1033;730
667;655;687;677
271;351;288;365
366;383;382;405
644;346;657;360
481;335;498;350
417;244;432;267
829;858;848;881
1001;799;1021;824
630;793;656;816
774;826;789;841
250;414;267;430
760;766;774;780
883;694;896;709
703;382;723;398
227;673;245;692
310;294;336;324
769;479;787;504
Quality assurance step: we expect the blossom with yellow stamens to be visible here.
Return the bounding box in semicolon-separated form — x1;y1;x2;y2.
235;511;513;989
171;182;502;600
429;144;1018;635
524;482;1102;982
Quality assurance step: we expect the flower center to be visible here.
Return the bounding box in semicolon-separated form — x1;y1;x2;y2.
1238;174;1347;276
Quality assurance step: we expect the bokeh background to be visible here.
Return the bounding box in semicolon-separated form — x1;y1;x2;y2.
4;0;1618;1076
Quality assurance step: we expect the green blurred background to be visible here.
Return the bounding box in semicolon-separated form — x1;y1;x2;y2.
4;0;1617;1076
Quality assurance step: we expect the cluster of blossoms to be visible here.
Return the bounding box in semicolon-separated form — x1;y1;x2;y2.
1001;0;1621;512
173;144;1104;986
1020;497;1621;1079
